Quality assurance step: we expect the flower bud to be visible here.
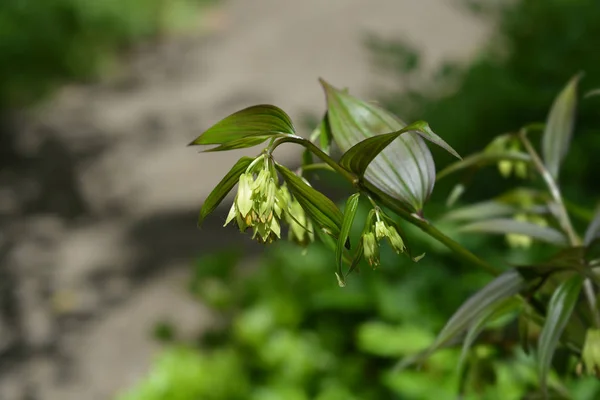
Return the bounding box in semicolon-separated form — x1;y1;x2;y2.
579;329;600;378
386;225;406;254
362;232;380;268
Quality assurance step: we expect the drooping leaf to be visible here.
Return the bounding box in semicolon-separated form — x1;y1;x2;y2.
584;205;600;245
321;79;454;212
459;219;568;246
198;156;254;227
541;74;581;180
189;105;295;146
538;275;583;393
457;297;520;375
338;120;460;178
400;270;526;368
336;193;361;285
442;201;517;222
276;164;343;238
437;151;531;181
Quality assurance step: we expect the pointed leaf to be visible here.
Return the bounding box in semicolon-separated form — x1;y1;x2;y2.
310;112;334;155
189;105;295;146
336;193;361;284
584;205;600;245
338;121;460;178
321;79;451;212
442;201;517;222
437;151;531;181
202;135;280;152
198;156;254;226
458;298;520;373
345;239;364;279
541;74;581;180
400;270;526;368
538;275;583;392
276;164;343;238
459;219;568;246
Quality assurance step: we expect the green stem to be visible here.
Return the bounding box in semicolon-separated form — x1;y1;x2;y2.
271;135;500;276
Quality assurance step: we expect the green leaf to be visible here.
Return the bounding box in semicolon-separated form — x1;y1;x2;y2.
459;218;568;246
338;121;460;178
437;151;531;181
538;275;583;393
457;297;520;374
584;205;600;245
585;88;600;99
189;105;295;146
276;164;343;239
321;79;456;212
441;201;517;222
310;112;334;155
345;240;364;279
541;74;581;180
198;156;254;227
202;136;280;152
336;193;360;285
399;270;526;369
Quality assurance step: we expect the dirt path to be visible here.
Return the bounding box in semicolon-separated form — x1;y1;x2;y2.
0;1;489;399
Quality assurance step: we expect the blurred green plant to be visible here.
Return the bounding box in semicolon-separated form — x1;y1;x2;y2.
0;0;214;108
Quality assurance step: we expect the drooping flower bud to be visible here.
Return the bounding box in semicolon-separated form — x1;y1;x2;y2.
362;232;380;268
578;329;600;378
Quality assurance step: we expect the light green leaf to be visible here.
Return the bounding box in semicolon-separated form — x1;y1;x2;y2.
189;105;295;146
441;201;517;222
459;219;568;246
338;121;460;178
336;193;360;285
437;151;531;181
399;270;526;369
309;112;334;155
584;205;600;245
321;79;453;212
198;156;254;227
538;275;583;393
276;164;343;239
584;88;600;98
541;74;581;180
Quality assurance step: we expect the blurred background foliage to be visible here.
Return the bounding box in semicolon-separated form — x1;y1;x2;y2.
0;0;213;109
116;0;600;398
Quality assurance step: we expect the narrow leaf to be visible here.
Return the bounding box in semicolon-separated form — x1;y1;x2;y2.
459;219;568;246
202;135;279;152
538;275;583;392
345;240;364;279
321;79;446;212
315;112;334;155
336;193;361;284
276;164;343;238
585;88;600;99
458;297;520;374
400;270;526;368
584;205;600;245
437;151;531;181
541;74;581;180
442;201;516;222
189;105;295;146
198;156;254;226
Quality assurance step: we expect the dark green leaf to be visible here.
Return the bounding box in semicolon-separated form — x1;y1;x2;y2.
198;156;254;227
459;218;568;246
202;135;279;152
189;105;295;146
321;79;449;212
338;121;460;178
345;240;364;279
276;164;343;239
437;151;531;181
400;270;526;368
541;74;581;180
309;112;333;155
538;275;583;393
584;205;600;245
336;193;360;285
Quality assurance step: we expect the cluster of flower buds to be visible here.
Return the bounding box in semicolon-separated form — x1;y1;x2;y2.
361;208;406;268
224;155;313;246
505;213;548;248
486;135;529;179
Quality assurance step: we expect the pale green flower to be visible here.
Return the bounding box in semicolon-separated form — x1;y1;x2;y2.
578;329;600;377
362;232;379;268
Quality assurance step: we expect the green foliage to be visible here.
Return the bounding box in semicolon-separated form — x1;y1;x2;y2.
0;0;212;108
